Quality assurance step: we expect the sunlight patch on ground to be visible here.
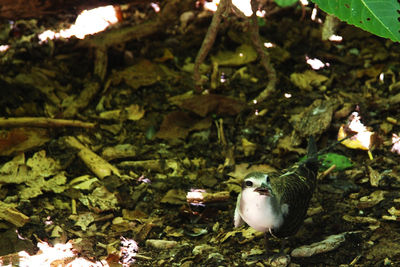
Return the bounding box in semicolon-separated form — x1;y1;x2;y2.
329;34;343;42
264;42;275;48
150;2;161;13
202;0;265;17
338;111;374;159
0;44;9;52
38;5;119;42
15;242;107;267
391;134;400;154
346;112;373;150
305;56;329;70
0;237;139;267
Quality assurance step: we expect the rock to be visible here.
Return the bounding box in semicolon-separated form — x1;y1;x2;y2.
291;233;346;257
145;239;178;250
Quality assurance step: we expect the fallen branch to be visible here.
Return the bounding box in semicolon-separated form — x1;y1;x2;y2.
63;80;100;118
318;164;336;180
64;136;121;179
81;0;192;48
186;190;230;204
0;201;29;227
193;0;231;91
0;117;95;128
249;0;277;104
192;0;277;98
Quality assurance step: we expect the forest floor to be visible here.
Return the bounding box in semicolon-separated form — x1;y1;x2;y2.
0;2;400;266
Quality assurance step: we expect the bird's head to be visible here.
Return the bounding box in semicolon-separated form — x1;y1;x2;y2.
242;172;273;197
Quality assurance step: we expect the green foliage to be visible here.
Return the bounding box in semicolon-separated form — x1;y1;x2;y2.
319;153;352;171
300;152;352;171
257;17;266;27
311;0;400;42
274;0;298;7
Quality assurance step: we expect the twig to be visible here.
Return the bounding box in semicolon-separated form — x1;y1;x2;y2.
249;0;277;104
318;164;336;180
0;117;95;128
193;0;231;91
63;80;100;118
64;136;121;179
186;191;230;204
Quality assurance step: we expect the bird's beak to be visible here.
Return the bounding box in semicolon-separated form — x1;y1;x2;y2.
254;186;270;196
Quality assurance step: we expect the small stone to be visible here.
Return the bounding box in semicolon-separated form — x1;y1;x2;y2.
145;239;178;250
291;233;346;257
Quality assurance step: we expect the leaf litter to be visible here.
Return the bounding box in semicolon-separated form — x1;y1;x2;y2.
1;2;400;266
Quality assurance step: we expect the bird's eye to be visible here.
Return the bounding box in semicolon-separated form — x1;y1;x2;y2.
245;180;253;187
265;175;270;183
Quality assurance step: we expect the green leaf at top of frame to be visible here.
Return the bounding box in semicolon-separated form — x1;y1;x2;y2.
275;0;298;7
311;0;400;43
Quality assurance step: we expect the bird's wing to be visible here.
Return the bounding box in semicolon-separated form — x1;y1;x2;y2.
271;171;314;237
234;193;244;228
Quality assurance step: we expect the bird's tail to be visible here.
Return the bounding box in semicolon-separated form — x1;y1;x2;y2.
305;136;319;175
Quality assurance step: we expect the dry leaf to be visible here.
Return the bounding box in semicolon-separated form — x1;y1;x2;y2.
111;59;164;89
273;135;307;155
338;112;374;151
156;111;212;139
211;44;257;66
177;94;245;117
126;104;145;121
241;138;257;157
160;189;186;205
0;127;50;156
290;99;338;138
290;70;328;91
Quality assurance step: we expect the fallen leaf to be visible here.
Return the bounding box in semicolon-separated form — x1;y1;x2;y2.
0;127;50;156
79;186;119;212
156;111;212;139
228;163;276;180
211;44;257;66
357;190;386;209
111;59;164;89
290;70;328;91
273;135;307;155
177;94;245;117
290;99;338;138
338;111;374;151
126;104;145;121
241;138;257;157
160;189;186;205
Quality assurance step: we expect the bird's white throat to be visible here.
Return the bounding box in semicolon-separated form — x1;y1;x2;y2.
238;187;287;232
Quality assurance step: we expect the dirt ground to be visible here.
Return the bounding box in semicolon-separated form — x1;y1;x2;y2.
0;2;400;266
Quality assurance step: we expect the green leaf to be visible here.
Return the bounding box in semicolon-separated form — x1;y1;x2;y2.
311;0;400;42
257;17;266;27
275;0;298;7
319;153;352;171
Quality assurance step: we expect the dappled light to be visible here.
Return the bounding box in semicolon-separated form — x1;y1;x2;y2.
39;5;119;42
305;56;329;70
338;111;375;160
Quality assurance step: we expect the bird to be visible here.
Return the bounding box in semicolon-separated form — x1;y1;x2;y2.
234;136;319;239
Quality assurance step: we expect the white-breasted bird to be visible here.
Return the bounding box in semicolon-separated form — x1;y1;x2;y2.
234;137;319;239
